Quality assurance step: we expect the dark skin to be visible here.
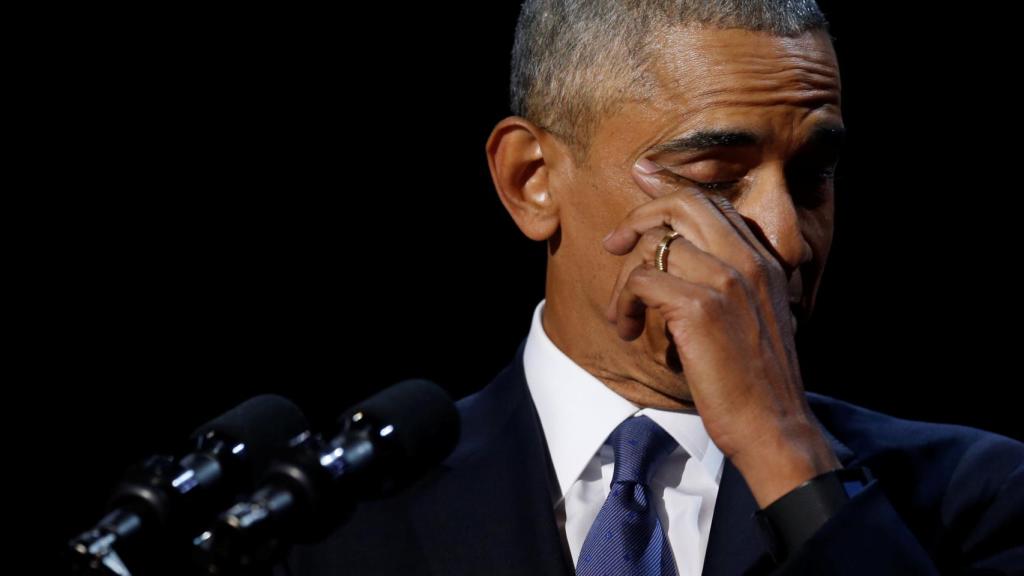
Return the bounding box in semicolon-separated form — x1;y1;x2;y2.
486;25;844;508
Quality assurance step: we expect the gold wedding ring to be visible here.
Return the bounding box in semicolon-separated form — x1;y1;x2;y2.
655;231;681;272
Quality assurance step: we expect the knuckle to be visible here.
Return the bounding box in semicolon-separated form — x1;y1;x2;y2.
717;267;746;295
692;290;723;319
740;255;769;283
642;229;665;248
672;194;693;213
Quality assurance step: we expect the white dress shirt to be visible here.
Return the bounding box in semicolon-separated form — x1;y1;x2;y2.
523;299;725;576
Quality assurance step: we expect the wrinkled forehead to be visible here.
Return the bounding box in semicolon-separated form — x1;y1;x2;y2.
648;25;840;113
585;25;845;162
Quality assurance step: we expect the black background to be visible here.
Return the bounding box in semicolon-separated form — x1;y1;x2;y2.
18;1;1021;566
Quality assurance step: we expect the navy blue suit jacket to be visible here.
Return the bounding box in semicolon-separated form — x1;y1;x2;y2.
282;338;1023;575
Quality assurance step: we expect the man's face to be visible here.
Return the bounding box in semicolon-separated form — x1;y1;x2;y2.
555;25;842;357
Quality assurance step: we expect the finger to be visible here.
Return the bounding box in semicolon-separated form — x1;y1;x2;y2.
606;227;713;323
705;193;783;281
605;226;670;322
614;238;733;340
704;193;792;344
614;262;716;342
607;162;768;285
603;164;746;263
631;160;780;280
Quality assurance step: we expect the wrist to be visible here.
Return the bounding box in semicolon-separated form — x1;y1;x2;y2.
753;466;875;562
732;422;842;508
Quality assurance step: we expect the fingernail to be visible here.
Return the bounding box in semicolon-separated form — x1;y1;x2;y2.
634;158;663;175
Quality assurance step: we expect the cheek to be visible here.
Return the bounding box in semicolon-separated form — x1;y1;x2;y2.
571;171;642;241
561;167;651;289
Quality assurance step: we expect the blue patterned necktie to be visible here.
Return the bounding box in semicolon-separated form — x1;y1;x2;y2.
576;414;680;576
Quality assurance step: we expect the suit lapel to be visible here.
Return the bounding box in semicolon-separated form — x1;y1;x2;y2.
701;458;777;576
410;338;573;575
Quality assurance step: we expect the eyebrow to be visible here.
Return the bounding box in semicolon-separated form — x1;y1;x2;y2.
649;124;846;157
650;129;760;155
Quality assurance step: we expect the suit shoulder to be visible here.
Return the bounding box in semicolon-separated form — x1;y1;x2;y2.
806;392;1022;517
807;392;1021;459
807;392;1022;468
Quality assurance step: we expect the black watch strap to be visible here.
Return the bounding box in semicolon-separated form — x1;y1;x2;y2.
753;465;874;562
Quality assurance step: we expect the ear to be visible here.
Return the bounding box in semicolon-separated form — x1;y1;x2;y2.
485;116;563;242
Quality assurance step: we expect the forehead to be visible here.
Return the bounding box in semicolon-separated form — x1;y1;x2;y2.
652;25;840;107
610;26;842;156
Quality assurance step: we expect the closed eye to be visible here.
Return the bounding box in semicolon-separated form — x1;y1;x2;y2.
695;180;741;192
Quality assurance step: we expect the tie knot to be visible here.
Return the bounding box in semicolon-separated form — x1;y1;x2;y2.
610;415;678;485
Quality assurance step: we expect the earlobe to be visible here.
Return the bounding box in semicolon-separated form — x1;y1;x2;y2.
485;116;561;242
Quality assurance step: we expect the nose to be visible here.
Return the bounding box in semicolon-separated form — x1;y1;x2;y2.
736;167;812;279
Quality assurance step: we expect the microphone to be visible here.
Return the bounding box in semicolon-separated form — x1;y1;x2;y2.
193;379;459;572
68;394;308;576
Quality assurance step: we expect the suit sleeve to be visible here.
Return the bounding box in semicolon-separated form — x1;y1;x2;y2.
768;433;1024;575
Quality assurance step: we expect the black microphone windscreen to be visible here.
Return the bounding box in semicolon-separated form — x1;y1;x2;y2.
350;379;459;473
192;394;308;474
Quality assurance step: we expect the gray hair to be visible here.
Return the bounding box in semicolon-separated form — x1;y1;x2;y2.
509;0;830;165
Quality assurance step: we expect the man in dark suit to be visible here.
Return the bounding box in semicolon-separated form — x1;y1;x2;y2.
282;331;1022;575
282;1;1023;574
